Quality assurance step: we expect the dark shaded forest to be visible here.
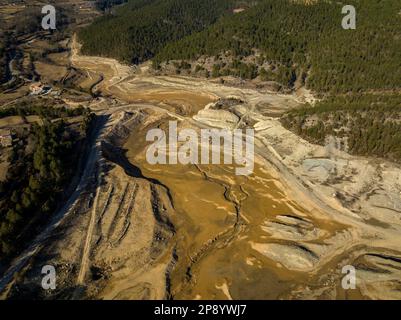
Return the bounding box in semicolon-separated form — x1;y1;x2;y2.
0;33;10;84
0;106;94;261
78;0;243;64
154;0;401;93
78;0;400;93
74;0;401;164
95;0;129;12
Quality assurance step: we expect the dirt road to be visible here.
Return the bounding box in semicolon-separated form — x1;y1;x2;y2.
0;117;105;295
76;143;102;285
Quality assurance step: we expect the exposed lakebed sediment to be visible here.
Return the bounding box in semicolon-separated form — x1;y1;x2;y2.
3;37;401;300
120;113;357;299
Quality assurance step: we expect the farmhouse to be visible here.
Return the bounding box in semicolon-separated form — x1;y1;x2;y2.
30;82;44;95
0;130;13;147
29;82;52;95
233;8;245;14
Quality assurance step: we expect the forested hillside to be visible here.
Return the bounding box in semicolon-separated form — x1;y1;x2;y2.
78;0;244;64
78;0;401;162
281;94;401;162
0;105;94;261
79;0;400;93
154;0;401;93
95;0;129;12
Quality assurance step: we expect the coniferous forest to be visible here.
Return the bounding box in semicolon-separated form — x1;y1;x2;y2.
154;0;400;93
281;94;401;163
78;0;401;162
0;106;94;260
79;0;400;94
79;0;240;64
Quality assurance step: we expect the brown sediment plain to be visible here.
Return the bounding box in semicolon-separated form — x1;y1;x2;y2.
71;35;217;116
2;34;401;300
91;54;401;299
120;118;356;300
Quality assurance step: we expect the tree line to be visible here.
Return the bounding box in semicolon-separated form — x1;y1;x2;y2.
78;0;242;64
154;0;401;93
0;33;10;85
0;105;94;262
281;94;401;162
0;103;90;119
78;0;400;93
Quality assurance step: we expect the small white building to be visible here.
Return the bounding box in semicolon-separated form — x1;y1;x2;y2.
0;131;13;147
29;82;52;95
30;82;44;95
233;8;245;14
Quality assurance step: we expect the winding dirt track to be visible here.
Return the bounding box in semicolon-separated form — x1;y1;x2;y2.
77;161;102;285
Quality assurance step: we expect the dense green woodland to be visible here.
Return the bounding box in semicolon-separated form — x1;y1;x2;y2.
155;0;401;93
281;94;401;162
0;106;94;261
79;0;400;93
79;0;246;64
0;103;89;119
95;0;129;12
